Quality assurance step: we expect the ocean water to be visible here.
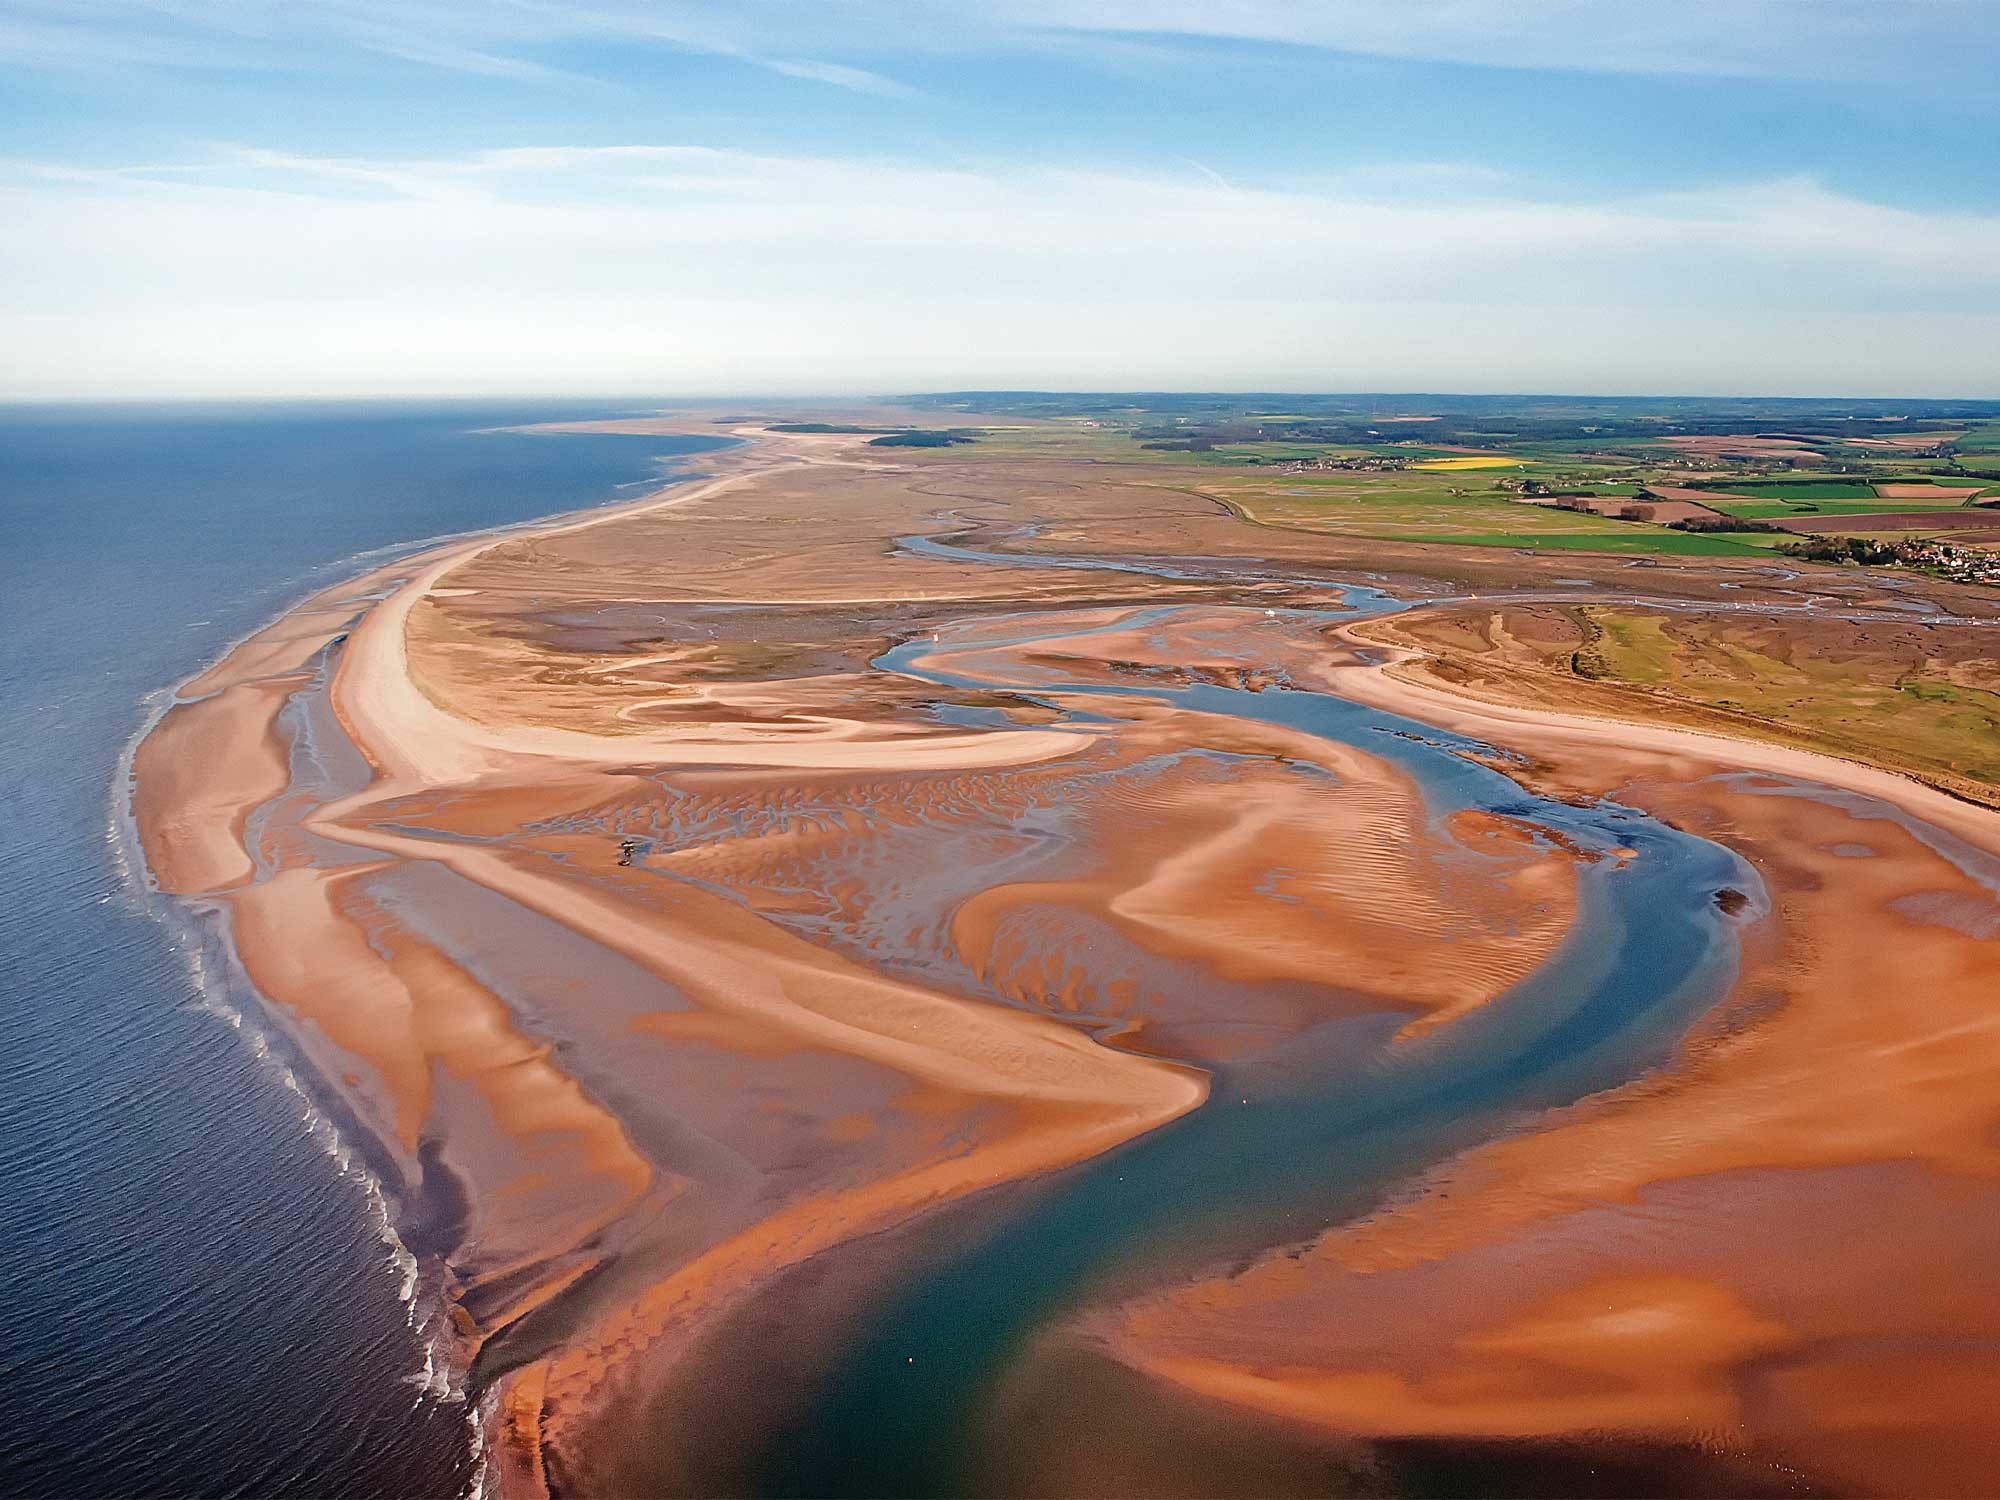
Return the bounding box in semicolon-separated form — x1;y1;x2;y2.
0;402;732;1498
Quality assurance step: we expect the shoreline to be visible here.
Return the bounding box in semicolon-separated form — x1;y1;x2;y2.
124;420;2000;1496
125;425;1212;1494
116;435;762;1489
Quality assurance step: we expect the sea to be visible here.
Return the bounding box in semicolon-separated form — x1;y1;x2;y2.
0;402;733;1498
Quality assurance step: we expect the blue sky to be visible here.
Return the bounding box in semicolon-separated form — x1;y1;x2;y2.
3;2;1998;398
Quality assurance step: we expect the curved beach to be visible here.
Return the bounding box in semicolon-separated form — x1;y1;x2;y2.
131;423;2000;1496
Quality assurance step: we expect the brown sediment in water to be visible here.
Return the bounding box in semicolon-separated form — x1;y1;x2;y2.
130;419;2000;1496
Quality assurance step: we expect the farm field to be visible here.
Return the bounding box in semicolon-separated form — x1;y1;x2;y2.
1699;496;1989;519
1200;473;1769;555
928;400;2000;567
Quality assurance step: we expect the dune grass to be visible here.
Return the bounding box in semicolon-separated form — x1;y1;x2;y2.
1386;603;2000;800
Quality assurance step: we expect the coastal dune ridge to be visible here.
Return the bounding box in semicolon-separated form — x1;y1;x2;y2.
126;416;2000;1497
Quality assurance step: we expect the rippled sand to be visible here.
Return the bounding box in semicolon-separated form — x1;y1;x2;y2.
1081;621;2000;1498
133;422;2000;1496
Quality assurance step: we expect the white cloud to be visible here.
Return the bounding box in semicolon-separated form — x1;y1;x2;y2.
2;144;1996;397
2;0;1995;87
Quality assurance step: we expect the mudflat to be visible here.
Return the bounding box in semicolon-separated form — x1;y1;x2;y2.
133;419;2000;1496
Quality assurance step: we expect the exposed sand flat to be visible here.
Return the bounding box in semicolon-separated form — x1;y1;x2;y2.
222;855;665;1318
133;674;306;893
149;438;1139;814
137;433;1219;1488
135;559;426;895
916;614;1583;1044
308;749;1209;1483
1086;606;2000;1495
320;805;1204;1118
178;576;390;699
950;752;1578;1047
130;418;2000;1497
509;407;1008;441
1138;1272;1792;1439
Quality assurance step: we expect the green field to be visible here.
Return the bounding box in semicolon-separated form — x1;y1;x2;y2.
1688;481;1879;500
1702;496;1979;519
1954;421;2000;455
1393;529;1767;556
1207;468;1774;557
899;412;1998;567
1389;601;2000;798
1574;610;2000;788
1586;610;1675;683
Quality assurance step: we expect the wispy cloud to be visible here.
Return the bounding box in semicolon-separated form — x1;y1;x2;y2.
4;142;1997;398
2;0;1994;89
0;0;916;94
757;55;914;97
999;0;2000;84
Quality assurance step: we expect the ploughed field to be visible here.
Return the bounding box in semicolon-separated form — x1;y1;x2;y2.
134;424;2000;1497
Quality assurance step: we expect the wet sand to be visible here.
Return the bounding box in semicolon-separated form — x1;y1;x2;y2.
130;420;2000;1496
1079;619;2000;1497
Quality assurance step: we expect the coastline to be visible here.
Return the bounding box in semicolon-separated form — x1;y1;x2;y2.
125;421;2000;1496
125;427;1216;1493
117;436;765;1486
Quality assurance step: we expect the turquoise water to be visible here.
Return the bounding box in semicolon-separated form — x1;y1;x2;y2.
0;403;731;1497
754;608;1753;1496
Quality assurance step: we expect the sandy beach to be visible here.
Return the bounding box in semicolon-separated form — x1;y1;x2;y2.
129;419;2000;1496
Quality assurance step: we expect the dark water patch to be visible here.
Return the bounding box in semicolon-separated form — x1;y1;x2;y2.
982;1341;1393;1499
0;401;730;1497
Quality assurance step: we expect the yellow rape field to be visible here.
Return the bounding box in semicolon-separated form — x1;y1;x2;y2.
1409;455;1518;471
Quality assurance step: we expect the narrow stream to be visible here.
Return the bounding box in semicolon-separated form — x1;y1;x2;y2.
754;565;1757;1495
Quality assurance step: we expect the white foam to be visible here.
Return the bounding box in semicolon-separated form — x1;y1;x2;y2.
99;447;738;1495
117;856;475;1451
